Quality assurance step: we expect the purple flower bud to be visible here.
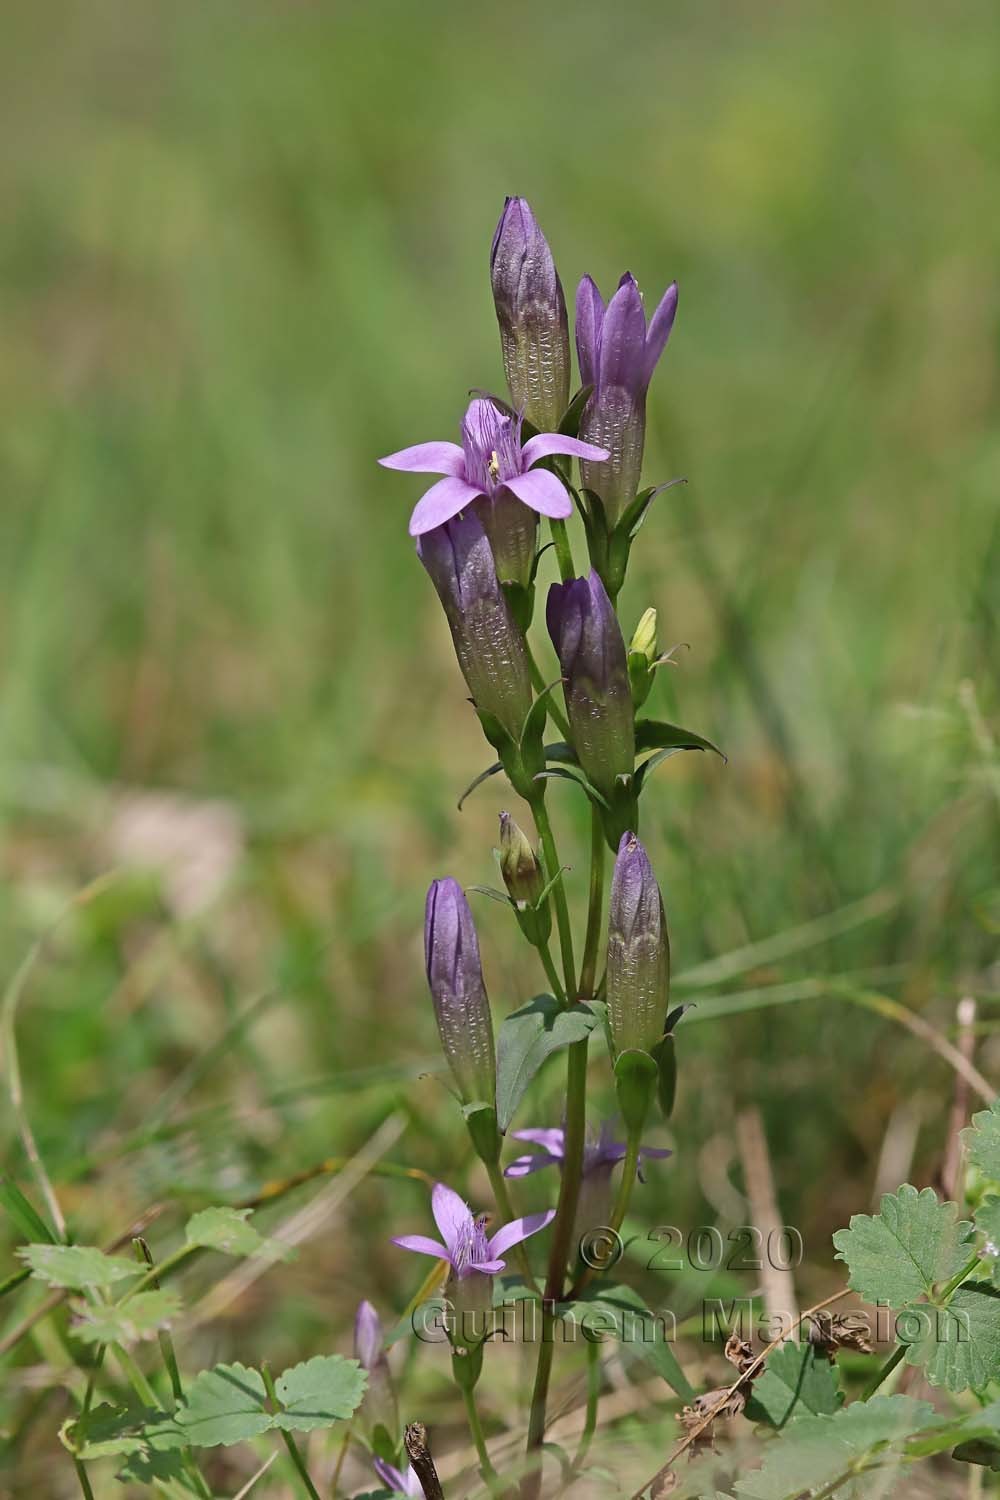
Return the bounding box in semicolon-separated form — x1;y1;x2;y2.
417;510;533;742
606;832;670;1055
354;1300;398;1444
546;570;635;800
576;273;678;526
424;879;496;1105
491;197;571;433
353;1300;383;1370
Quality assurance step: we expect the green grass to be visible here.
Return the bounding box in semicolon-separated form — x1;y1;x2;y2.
0;1;998;1493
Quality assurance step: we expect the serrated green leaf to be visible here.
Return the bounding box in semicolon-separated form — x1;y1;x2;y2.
744;1341;843;1428
832;1184;973;1308
273;1354;367;1432
18;1243;139;1291
71;1289;182;1345
60;1402;187;1460
495;995;601;1133
962;1099;1000;1182
185;1205;294;1261
901;1281;1000;1392
116;1447;188;1486
175;1363;271;1447
734;1395;935;1499
563;1284;694;1401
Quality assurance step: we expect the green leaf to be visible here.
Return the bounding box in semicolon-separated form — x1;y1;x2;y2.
0;1177;56;1244
71;1289;182;1345
116;1448;188;1486
495;996;602;1133
975;1195;1000;1248
564;1284;695;1402
457;759;503;811
733;1395;935;1499
60;1402;187;1460
17;1243;139;1291
634;719;726;761
831;1184;973;1308
273;1354;367;1432
963;1099;1000;1182
185;1205;292;1260
175;1362;272;1447
744;1341;843;1427
901;1281;1000;1392
532;764;610;810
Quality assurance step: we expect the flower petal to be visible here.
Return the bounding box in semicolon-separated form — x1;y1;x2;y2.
379;441;466;475
511;1127;566;1155
643;282;678;385
504;1152;558;1179
638;1145;672;1160
575;275;605;390
487;1209;556;1260
467;1257;505;1275
408;477;485;536
521;433;609;468
598;273;648;398
431;1181;472;1253
374;1459;409;1494
502;469;572;520
391;1234;450;1260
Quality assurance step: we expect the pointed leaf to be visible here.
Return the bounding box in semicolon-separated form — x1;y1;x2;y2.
457;760;503;811
0;1178;56;1244
18;1243;139;1291
635;719;726;760
832;1184;974;1309
273;1354;367;1432
495;996;602;1133
533;765;610;811
564;1284;695;1401
543;740;578;765
557;384;593;438
744;1341;843;1427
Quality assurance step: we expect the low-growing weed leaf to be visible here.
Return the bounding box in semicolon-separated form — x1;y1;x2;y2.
60;1403;186;1460
744;1341;842;1427
962;1099;1000;1182
18;1243;139;1291
185;1206;292;1260
832;1184;972;1308
273;1354;367;1432
564;1284;694;1401
900;1281;1000;1392
734;1395;935;1498
116;1448;188;1485
71;1289;182;1345
495;996;601;1132
176;1363;271;1447
0;1178;56;1244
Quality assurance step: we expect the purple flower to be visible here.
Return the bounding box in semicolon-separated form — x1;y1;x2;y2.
353;1300;383;1370
373;1459;423;1498
576;273;678;526
546;569;635;800
425;879;496;1107
380;396;607;539
491;197;571;433
505;1120;671;1180
392;1181;554;1278
416;509;533;740
607;831;670;1056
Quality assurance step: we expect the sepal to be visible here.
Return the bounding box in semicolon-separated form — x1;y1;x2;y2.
613;1048;657;1138
463;1102;501;1166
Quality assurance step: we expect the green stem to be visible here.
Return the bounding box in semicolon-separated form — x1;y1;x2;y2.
72;1460;95;1500
549;519;576;583
485;1159;539;1293
460;1381;500;1488
530;798;575;999
578;809;606;1002
537;937;566;1004
565;1135;640;1302
527;644;571;740
114;1344;159;1409
938;1252;982;1303
262;1362;322;1500
861;1342;906;1400
573;1340;601;1472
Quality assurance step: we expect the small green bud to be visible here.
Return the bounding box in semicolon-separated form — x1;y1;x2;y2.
628;607;658;709
498;812;552;948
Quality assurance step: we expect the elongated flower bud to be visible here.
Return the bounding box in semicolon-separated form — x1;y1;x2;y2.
606;832;670;1055
354;1300;398;1447
491;197;571;433
628;607;658;709
425;879;497;1105
418;511;533;743
498;811;551;948
576;273;678;527
546;570;635;800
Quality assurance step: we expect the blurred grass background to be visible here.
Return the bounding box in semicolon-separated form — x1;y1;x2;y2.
1;0;998;1493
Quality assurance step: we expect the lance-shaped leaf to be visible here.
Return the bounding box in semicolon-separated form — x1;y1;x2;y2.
562;1284;694;1401
18;1243;139;1291
744;1341;843;1428
634;718;726;761
900;1282;1000;1393
832;1184;974;1309
0;1178;56;1244
962;1099;1000;1183
495;995;602;1132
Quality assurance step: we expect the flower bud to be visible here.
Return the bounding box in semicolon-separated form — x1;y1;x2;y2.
353;1300;398;1448
418;511;533;743
576;273;678;527
498;811;551;948
546;570;635;801
424;878;497;1105
606;832;670;1056
491;197;571;433
628;607;658;709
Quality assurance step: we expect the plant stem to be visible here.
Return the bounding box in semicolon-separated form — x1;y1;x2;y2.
485;1158;539;1293
530;798;575;999
527;644;571;740
861;1342;906;1399
537;937;566;1004
566;1135;640;1302
114;1343;159;1409
573;1339;601;1472
72;1460;95;1500
578;809;606;1002
460;1381;500;1487
261;1363;322;1500
549;519;575;582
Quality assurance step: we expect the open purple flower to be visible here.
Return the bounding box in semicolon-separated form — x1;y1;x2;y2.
392;1181;554;1277
373;1458;423;1497
505;1120;671;1180
380;397;607;538
576;273;678;526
